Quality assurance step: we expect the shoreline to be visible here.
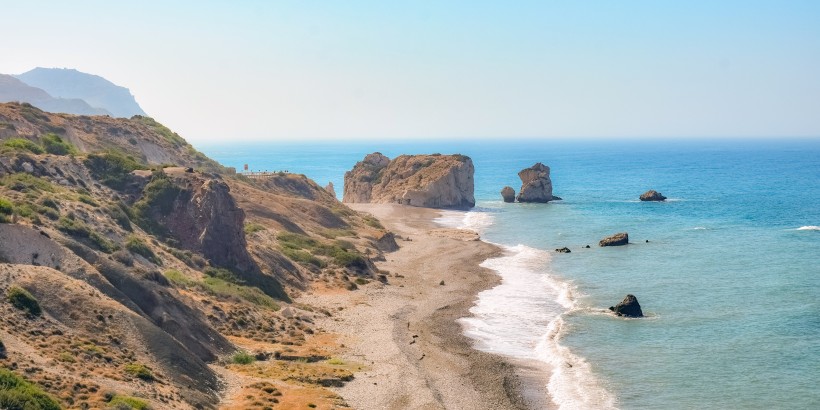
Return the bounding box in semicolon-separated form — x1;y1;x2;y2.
303;204;551;409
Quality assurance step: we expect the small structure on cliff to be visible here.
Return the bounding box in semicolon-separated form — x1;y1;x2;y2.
343;152;475;209
516;162;554;203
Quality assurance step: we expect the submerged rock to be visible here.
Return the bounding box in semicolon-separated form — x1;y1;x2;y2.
516;162;553;203
609;294;644;317
555;247;571;253
640;190;667;201
599;232;629;247
501;186;516;203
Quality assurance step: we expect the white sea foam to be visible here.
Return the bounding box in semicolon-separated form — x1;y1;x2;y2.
795;225;820;231
451;210;617;409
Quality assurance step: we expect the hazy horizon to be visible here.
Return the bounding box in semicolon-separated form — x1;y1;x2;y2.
2;1;819;143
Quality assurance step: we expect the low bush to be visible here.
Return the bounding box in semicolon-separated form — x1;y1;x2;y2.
133;172;186;235
1;138;44;154
1;174;55;193
106;203;132;230
6;286;41;316
84;151;143;190
41;133;76;155
124;363;155;382
125;236;161;265
0;197;13;223
108;394;151;410
57;217;117;253
0;368;61;410
244;222;265;235
231;351;255;365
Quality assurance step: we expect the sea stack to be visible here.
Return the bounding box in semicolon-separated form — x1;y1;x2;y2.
501;186;516;203
609;294;644;317
516;162;553;203
599;232;629;247
640;190;667;201
343;152;475;209
325;181;336;197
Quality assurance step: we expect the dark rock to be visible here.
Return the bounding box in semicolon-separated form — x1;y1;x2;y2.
184;167;194;173
555;247;571;253
501;186;515;203
599;232;629;247
0;338;6;358
584;245;591;248
552;196;563;200
640;190;667;201
516;163;554;203
609;294;644;317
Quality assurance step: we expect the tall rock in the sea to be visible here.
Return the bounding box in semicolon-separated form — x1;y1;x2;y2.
343;152;475;209
609;294;644;317
516;162;553;203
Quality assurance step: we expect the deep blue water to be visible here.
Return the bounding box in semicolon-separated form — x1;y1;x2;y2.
201;139;820;409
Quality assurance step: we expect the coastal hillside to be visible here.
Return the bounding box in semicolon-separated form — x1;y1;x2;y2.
15;68;147;118
0;102;395;409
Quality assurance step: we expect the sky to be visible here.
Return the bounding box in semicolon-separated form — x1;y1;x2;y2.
1;1;819;142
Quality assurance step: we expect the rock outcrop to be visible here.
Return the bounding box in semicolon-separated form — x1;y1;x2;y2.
343;152;475;209
516;163;553;203
609;294;644;317
325;181;336;197
555;247;571;253
599;232;629;247
501;186;516;203
640;190;667;201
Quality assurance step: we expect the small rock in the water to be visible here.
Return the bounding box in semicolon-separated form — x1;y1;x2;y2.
599;232;629;247
555;247;571;253
584;245;591;248
501;186;516;203
640;189;667;201
645;239;649;243
609;294;644;317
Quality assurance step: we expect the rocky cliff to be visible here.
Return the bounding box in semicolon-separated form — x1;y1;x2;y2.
343;152;475;209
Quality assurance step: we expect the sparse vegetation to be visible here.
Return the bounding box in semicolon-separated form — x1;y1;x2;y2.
57;217;118;253
1;138;44;154
0;368;61;410
0;197;13;223
132;116;188;147
41;133;76;155
164;269;280;309
84;150;144;190
125;235;161;265
108;394;151;410
124;363;155;382
6;286;42;316
277;232;368;269
362;215;384;229
231;351;256;365
1;173;55;193
77;194;98;206
106;203;132;230
244;222;266;234
133;172;186;235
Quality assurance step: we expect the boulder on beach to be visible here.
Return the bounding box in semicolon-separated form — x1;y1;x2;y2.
599;232;629;247
516;162;553;203
501;186;516;203
555;247;571;253
609;294;644;317
640;190;667;201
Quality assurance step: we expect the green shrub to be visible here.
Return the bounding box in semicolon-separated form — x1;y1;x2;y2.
162;269;192;286
77;194;98;206
132;116;188;147
0;368;61;410
84;151;143;190
108;394;151;410
124;363;155;381
132;172;186;235
6;286;41;316
1;138;44;154
58;217;117;253
41;133;76;155
106;204;132;230
231;351;255;365
281;248;325;268
1;174;55;193
362;215;384;229
36;206;59;221
243;222;265;235
0;197;12;223
38;197;59;210
125;236;160;265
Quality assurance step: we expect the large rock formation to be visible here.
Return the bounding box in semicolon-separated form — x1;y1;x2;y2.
325;181;336;197
640;190;667;201
609;294;644;317
599;232;629;247
501;186;515;203
343;152;475;209
516;163;553;203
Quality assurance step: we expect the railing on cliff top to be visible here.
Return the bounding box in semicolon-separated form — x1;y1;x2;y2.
240;171;289;179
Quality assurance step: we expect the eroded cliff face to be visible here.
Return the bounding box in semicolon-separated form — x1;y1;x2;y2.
343;152;475;209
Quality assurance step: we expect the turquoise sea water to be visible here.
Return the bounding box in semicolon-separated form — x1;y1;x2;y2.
202;139;820;409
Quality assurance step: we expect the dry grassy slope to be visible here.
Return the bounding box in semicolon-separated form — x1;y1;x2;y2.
0;102;398;409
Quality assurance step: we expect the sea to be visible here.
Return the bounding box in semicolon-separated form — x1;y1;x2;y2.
201;139;820;409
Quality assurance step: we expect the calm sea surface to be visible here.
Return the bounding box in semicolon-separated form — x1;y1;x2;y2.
201;139;820;409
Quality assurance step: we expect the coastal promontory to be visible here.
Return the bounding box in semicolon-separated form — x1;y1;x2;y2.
343;152;475;209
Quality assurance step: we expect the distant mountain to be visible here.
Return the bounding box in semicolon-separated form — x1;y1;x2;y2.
0;74;111;116
15;67;146;118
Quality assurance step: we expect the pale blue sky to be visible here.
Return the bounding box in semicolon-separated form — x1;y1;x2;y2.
2;1;819;141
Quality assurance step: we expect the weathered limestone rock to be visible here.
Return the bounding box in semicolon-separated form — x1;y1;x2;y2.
599;232;629;247
325;181;336;197
516;163;553;203
609;294;644;317
501;186;515;203
640;190;667;201
343;153;475;209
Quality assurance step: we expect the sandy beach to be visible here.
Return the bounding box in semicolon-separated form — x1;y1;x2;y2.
303;204;550;409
